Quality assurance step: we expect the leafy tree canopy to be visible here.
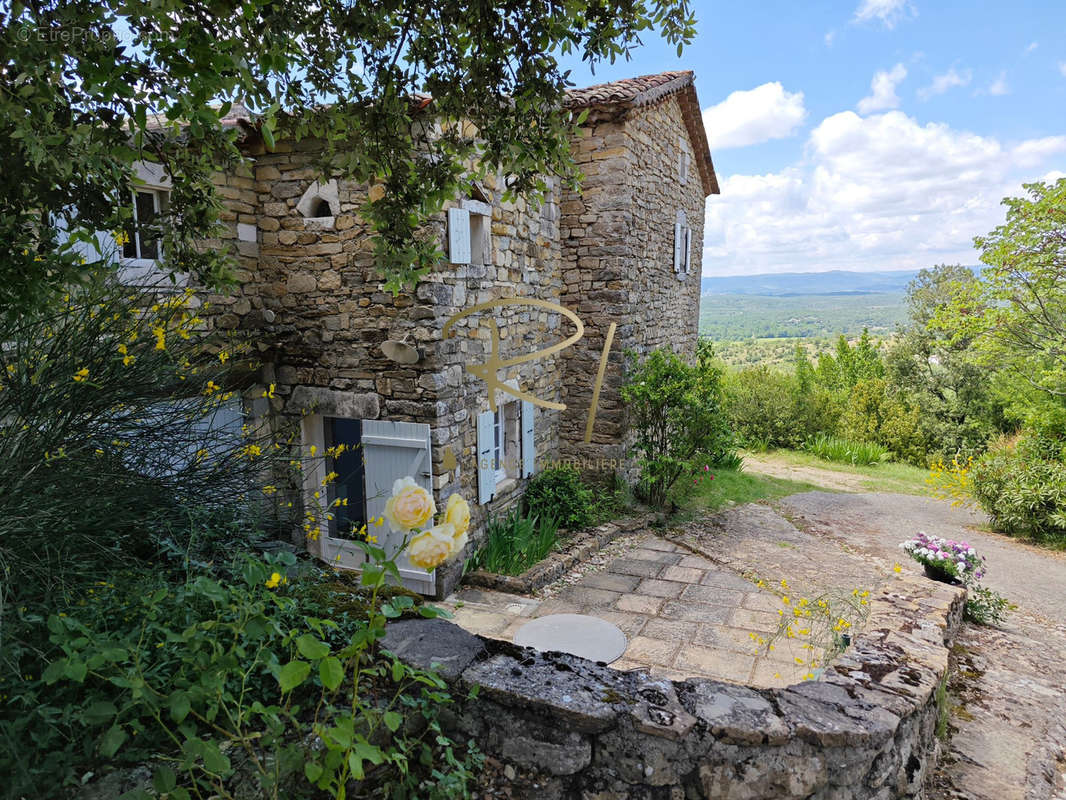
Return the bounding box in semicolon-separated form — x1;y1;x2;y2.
935;179;1066;431
1;0;696;314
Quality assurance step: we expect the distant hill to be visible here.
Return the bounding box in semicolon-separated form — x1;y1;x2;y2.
701;269;922;296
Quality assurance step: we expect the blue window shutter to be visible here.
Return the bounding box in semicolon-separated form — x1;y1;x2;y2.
448;207;471;264
361;420;435;595
673;221;683;273
477;410;495;504
521;401;535;478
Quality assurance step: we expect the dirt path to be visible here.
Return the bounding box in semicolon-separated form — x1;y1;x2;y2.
774;491;1066;800
742;452;872;492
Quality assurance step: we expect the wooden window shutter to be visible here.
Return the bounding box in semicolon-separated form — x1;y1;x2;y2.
521;400;535;478
476;410;495;504
448;207;471;264
361;420;435;594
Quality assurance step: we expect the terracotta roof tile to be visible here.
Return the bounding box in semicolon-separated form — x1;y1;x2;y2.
563;70;694;109
566;71;718;196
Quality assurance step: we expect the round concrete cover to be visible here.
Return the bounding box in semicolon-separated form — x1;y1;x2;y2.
513;614;628;664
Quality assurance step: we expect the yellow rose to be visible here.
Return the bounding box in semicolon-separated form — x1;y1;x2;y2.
406;523;455;570
384;477;436;533
448;527;469;559
443;493;470;537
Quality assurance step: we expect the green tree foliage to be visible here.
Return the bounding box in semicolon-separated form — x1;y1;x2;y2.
839;378;926;465
621;342;734;508
935;179;1066;434
0;0;696;314
970;433;1066;540
886;265;1005;460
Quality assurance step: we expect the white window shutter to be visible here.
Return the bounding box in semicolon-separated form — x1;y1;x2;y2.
361;420;435;594
521;400;535;478
476;410;495;504
684;226;692;273
673;222;683;273
448;207;471;264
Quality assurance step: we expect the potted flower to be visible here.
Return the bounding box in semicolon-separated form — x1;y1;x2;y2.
899;531;985;585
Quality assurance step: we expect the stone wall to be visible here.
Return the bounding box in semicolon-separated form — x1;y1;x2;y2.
558;94;705;473
194;139;564;597
383;573;966;799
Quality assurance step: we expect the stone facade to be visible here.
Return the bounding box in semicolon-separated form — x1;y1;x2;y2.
188;71;718;597
559;82;711;469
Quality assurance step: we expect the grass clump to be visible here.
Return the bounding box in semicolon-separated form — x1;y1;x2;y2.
804;433;889;466
468;509;561;576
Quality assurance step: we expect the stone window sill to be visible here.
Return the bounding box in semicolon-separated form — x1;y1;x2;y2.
494;478;518;498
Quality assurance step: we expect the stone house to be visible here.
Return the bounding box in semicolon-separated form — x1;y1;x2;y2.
121;71;718;598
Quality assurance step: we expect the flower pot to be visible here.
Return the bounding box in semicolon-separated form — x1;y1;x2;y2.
923;563;961;585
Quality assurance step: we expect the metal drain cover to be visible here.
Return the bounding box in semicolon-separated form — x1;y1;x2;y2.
513;613;628;664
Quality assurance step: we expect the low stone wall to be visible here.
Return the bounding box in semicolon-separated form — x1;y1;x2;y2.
462;514;654;595
382;573;965;799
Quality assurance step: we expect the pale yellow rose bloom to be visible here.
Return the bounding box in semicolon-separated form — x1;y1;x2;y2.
406;523;455;570
384;477;436;533
443;493;470;537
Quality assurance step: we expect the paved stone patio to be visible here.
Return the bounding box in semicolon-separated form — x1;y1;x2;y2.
440;534;820;686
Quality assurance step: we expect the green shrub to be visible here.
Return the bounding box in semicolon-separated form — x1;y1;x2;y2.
723;365;839;450
970;434;1066;539
804;433;890;466
523;466;594;530
469;509;560;576
2;553;481;799
0;272;285;610
840;378;927;465
622;342;735;507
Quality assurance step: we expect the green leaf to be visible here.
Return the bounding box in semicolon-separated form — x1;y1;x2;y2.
152;766;176;793
99;724;127;758
382;711;402;732
83;700;118;725
304;762;323;783
391;660;405;682
295;633;330;660
169;691;191;723
278;659;312;693
319;656;344;690
42;659;67;684
65;658;88;682
201;741;231;774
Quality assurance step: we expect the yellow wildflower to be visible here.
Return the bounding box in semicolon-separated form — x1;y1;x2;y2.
72;367;89;382
152;326;166;351
893;563;903;574
265;572;282;589
262;383;276;399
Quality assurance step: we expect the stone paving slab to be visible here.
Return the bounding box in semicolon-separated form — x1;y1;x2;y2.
439;532;819;687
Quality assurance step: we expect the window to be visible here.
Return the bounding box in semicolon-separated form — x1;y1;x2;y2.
447;199;492;266
493;407;507;483
323;417;366;538
122;188;168;263
674;210;692;276
679;136;690;185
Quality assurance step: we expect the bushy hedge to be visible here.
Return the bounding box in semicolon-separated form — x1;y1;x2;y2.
970;434;1066;539
622;342;735;507
523;466;594;530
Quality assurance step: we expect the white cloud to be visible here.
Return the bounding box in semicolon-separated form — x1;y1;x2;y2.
918;67;972;100
985;71;1009;96
1011;136;1066;168
853;0;914;29
824;30;836;46
1024;41;1038;55
1059;62;1066;78
857;63;907;113
703;111;1065;276
702;83;807;150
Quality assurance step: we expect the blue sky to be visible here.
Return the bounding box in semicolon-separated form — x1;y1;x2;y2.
560;0;1066;276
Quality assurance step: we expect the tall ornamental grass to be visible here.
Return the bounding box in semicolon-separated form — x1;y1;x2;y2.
0;272;283;612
